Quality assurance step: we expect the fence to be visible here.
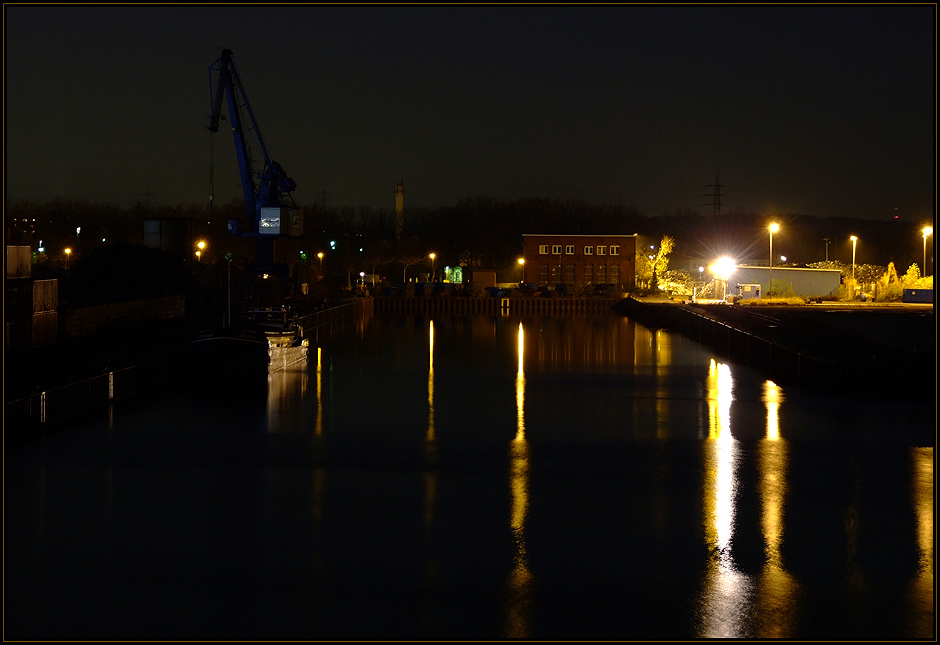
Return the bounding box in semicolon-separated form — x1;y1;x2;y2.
5;356;171;443
295;297;371;341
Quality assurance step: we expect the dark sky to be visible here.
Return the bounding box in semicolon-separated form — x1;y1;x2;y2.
4;4;935;220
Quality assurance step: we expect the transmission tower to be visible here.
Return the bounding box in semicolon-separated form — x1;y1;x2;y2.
703;175;724;216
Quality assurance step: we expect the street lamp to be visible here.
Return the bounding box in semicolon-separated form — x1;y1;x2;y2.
709;256;736;300
923;226;933;277
317;251;324;276
768;223;779;297
64;247;72;269
429;253;436;282
823;237;831;262
518;257;525;283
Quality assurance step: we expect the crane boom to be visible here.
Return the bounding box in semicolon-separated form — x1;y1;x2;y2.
206;48;300;238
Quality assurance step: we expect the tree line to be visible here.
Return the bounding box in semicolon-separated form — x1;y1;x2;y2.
6;195;932;291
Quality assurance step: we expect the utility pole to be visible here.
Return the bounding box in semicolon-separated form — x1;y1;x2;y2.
395;181;404;241
703;175;723;216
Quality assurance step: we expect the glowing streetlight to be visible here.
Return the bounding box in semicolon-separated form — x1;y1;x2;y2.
317;252;324;276
518;257;525;283
923;226;933;277
64;247;72;269
709;256;736;300
768;223;779;297
429;252;436;282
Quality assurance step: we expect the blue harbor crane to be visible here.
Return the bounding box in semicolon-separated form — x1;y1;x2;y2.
206;48;302;301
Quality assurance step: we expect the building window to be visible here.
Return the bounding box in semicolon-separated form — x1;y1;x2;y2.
539;245;549;255
564;264;575;283
610;264;620;285
552;245;562;255
538;264;549;284
597;264;607;283
584;246;593;255
610;245;620;256
584;263;593;284
551;264;562;284
597;245;606;255
565;245;575;255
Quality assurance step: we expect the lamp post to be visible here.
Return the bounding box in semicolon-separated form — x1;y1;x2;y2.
824;237;831;261
429;253;436;283
768;223;779;297
518;257;525;284
923;227;933;277
64;247;72;269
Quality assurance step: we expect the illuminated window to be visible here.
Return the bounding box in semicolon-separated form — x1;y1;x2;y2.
597;246;606;255
552;245;562;254
539;245;549;254
584;246;593;255
610;245;620;256
566;245;575;255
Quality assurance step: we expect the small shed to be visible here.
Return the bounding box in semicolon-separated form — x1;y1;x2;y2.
736;283;762;300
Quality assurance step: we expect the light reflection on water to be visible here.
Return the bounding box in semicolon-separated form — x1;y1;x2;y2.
4;312;933;640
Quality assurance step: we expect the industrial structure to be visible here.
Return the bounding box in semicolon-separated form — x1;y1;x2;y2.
731;265;842;299
521;234;637;290
206;48;301;301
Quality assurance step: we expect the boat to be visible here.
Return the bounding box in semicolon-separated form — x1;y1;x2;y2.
190;307;309;379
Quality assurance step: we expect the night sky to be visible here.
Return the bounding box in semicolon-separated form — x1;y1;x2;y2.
4;4;935;220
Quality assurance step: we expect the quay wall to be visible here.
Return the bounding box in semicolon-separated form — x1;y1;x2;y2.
373;296;619;315
613;298;932;399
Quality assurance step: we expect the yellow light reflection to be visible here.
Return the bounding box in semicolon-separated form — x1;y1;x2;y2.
312;347;325;524
315;347;323;437
427;320;435;443
762;380;783;441
516;322;525;441
504;322;532;638
267;365;307;433
424;320;438;528
423;320;440;593
906;447;934;637
699;359;752;638
655;329;671;439
754;403;798;638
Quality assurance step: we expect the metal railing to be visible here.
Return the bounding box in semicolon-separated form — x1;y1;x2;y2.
5;356;170;442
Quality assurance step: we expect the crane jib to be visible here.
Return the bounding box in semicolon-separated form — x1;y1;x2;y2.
205;49;301;238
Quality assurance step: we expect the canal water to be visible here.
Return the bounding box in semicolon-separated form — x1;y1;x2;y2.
5;311;934;640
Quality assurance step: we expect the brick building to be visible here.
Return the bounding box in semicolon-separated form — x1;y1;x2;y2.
521;234;637;289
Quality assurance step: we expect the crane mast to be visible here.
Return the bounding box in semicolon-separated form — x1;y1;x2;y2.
206;48;301;301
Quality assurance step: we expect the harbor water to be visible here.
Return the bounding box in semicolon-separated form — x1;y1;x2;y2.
4;311;934;640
